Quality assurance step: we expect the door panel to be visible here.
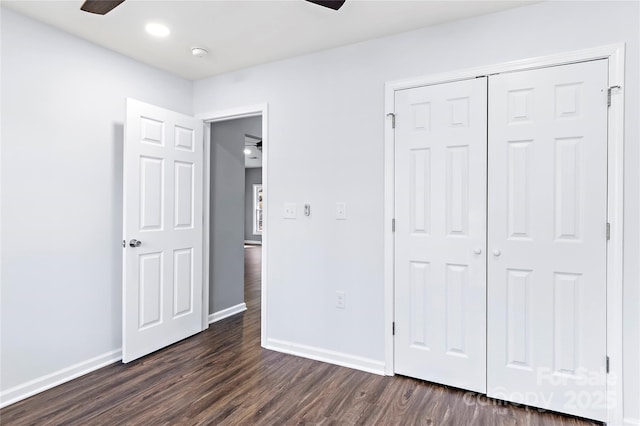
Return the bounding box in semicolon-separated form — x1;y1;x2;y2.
487;60;608;421
123;98;204;363
394;78;487;393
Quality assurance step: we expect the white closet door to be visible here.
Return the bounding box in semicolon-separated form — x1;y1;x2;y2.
123;98;204;363
487;60;608;421
394;78;487;393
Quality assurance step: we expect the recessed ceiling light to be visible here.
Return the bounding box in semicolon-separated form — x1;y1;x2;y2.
244;148;251;155
145;23;170;38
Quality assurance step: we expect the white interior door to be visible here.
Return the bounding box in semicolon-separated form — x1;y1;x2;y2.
487;60;609;421
123;98;204;363
394;78;487;393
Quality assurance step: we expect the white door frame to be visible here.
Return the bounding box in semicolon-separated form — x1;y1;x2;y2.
384;44;625;424
196;104;269;346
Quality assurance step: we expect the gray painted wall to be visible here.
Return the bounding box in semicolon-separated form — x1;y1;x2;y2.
209;116;261;314
245;168;263;243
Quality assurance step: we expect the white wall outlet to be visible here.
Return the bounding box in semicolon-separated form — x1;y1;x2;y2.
336;290;346;309
336;202;347;220
284;202;297;219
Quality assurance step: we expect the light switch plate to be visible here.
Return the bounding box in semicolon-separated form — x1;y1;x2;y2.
284;202;297;219
336;202;347;220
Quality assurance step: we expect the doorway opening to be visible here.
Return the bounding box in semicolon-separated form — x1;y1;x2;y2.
201;105;269;346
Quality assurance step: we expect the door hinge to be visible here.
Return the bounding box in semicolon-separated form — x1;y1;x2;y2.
122;239;126;248
387;112;396;129
608;85;621;107
392;322;395;335
606;222;611;241
392;218;396;232
606;356;610;373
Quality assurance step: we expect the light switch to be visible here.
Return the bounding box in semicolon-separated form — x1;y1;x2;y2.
284;202;297;219
336;202;347;220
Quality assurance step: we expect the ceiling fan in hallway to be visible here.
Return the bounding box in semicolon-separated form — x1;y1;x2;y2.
244;134;263;153
80;0;346;15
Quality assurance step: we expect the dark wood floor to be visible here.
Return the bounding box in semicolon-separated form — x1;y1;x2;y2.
1;246;599;425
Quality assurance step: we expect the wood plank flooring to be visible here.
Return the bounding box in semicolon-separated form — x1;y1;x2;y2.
1;246;599;425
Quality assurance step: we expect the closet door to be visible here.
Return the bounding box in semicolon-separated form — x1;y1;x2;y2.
394;78;487;393
487;60;608;421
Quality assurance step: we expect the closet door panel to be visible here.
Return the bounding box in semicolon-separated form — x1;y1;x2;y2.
487;60;609;421
394;78;487;393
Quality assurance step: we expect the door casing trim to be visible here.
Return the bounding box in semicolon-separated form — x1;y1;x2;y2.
197;104;269;347
383;43;625;425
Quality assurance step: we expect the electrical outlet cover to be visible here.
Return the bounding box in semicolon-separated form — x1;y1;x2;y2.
336;290;346;309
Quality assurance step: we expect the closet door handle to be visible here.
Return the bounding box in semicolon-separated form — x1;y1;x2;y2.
492;249;501;257
474;248;482;255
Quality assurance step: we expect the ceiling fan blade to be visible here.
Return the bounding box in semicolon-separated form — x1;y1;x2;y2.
305;0;346;11
80;0;125;15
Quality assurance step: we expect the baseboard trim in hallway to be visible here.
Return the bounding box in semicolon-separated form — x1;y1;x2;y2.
208;302;247;324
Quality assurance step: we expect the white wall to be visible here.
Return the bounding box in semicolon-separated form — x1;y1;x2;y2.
0;8;193;401
193;1;639;422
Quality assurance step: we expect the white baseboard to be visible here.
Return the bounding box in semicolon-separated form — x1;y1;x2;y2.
208;302;247;324
265;338;385;376
244;240;262;245
0;349;122;409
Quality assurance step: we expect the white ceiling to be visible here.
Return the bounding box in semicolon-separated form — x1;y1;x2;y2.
2;0;536;80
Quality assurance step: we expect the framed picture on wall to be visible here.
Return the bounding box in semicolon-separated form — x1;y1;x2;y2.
253;184;263;235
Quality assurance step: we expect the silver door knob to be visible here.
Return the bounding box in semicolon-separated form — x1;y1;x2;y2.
492;249;501;256
474;248;482;255
129;239;142;248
